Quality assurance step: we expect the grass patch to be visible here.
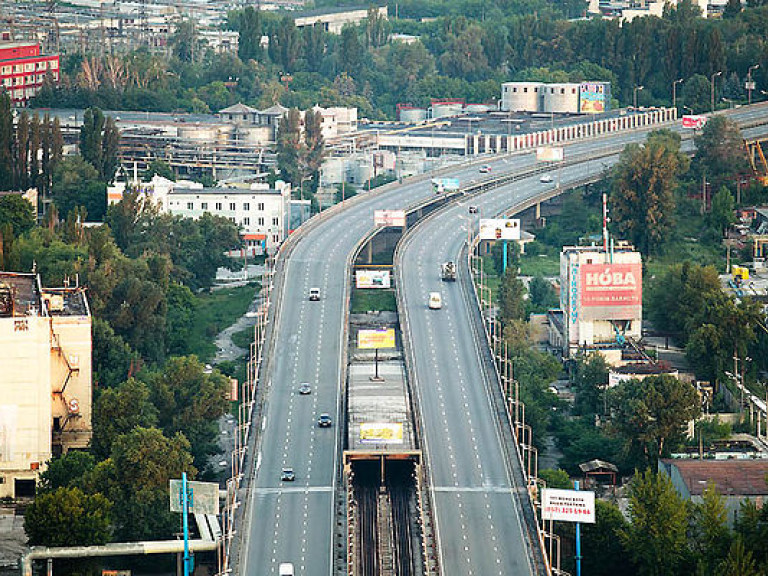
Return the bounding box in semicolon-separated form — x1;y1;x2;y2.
351;289;397;313
520;254;560;277
231;326;254;350
186;283;259;362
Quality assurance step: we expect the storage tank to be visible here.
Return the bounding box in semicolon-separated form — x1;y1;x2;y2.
431;101;464;119
465;103;492;114
398;107;427;122
542;83;581;114
500;82;543;112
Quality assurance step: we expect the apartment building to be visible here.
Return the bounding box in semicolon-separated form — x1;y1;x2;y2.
0;43;59;105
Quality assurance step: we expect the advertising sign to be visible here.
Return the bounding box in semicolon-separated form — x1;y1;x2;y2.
542;488;595;523
360;423;404;444
682;115;707;130
431;178;460;194
169;479;220;515
374;210;406;227
536;147;564;162
579;83;609;114
580;262;642;320
357;328;396;349
478;219;521;241
356;270;391;289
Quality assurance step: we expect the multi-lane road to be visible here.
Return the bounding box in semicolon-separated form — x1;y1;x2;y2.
238;103;768;576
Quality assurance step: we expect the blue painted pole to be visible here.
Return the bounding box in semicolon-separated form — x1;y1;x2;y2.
575;480;582;576
502;240;508;274
182;472;190;576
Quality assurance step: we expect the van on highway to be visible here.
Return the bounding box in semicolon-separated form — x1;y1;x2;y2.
278;563;294;576
428;292;442;309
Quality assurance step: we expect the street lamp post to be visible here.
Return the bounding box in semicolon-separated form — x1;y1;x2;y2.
748;64;760;105
633;85;644;109
672;78;683;110
300;175;312;201
710;71;722;113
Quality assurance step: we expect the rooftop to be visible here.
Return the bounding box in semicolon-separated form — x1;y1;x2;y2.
662;459;768;497
0;272;39;318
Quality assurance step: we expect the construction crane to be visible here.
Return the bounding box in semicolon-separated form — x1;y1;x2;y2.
744;137;768;186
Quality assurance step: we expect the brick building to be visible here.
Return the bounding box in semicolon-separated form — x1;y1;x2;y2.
0;43;60;105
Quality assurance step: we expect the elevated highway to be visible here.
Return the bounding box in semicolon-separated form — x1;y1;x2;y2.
236;103;768;576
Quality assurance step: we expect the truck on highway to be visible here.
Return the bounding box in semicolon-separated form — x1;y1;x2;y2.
441;261;456;281
432;177;460;194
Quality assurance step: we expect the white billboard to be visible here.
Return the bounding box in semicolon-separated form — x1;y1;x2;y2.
536;146;564;162
360;423;403;444
541;488;595;523
478;218;521;241
374;210;406;227
169;479;220;515
356;270;391;289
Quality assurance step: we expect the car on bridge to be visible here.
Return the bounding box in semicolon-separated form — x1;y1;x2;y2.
479;164;492;173
298;382;312;395
309;287;321;301
317;413;332;427
279;562;294;576
280;467;295;481
540;173;553;183
428;292;442;309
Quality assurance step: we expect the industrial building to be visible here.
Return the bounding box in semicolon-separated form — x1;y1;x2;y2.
0;42;59;105
0;272;92;499
549;243;642;361
500;81;612;115
293;5;387;34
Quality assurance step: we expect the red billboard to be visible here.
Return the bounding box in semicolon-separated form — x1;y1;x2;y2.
580;263;642;320
682;115;707;130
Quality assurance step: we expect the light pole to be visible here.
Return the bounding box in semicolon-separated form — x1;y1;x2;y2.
722;97;734;109
747;64;760;105
633;85;644;109
300;175;312;201
710;71;722;113
672;78;683;110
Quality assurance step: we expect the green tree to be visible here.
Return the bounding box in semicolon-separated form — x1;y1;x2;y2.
276;107;302;187
171;19;201;64
303;107;324;190
680;74;711;114
527;276;557;313
708;186;735;236
583;500;634;576
101;115;120;183
498;266;526;323
92;317;139;389
691;483;731;575
440;22;489;82
339;25;363;77
166;282;197;355
270;16;301;72
693;116;750;193
610;130;689;255
609;375;700;467
717;538;759;576
238;6;263;62
51;157;107;221
538;468;571;489
573;353;609;416
0;91;14;190
365;5;391;48
89;427;195;541
622;469;689;576
24;487;112;546
91;379;159;459
80;107;105;175
0;195;35;236
148;356;230;469
302;24;326;72
38;452;96;493
143;159;175;181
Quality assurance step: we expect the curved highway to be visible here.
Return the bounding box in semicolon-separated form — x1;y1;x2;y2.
238;103;768;575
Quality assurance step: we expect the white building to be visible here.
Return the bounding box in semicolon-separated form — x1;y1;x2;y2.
108;176;292;253
555;244;643;360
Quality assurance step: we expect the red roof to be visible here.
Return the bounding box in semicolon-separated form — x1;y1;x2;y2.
663;459;768;496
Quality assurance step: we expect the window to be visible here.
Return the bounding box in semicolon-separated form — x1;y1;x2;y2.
201;202;208;209
243;217;250;225
257;202;265;211
243;202;250;211
273;234;279;242
230;202;236;211
523;87;528;93
272;217;279;226
215;202;222;210
258;217;265;226
187;202;193;210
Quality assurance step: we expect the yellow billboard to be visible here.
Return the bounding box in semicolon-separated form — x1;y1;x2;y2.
357;328;396;349
360;423;404;444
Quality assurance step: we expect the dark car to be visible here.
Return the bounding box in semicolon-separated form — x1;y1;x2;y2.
281;467;295;481
298;383;312;395
317;413;332;428
468;205;478;214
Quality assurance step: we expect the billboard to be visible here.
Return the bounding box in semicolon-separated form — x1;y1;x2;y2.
169;479;220;515
542;488;595;523
580;262;642;320
579;83;609;114
478;219;521;241
431;178;460;194
360;423;403;444
682;115;707;130
358;328;396;349
356;270;391;289
374;210;406;227
536;146;564;162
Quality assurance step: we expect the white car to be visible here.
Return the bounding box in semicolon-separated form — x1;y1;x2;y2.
540;174;553;183
428;292;442;309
